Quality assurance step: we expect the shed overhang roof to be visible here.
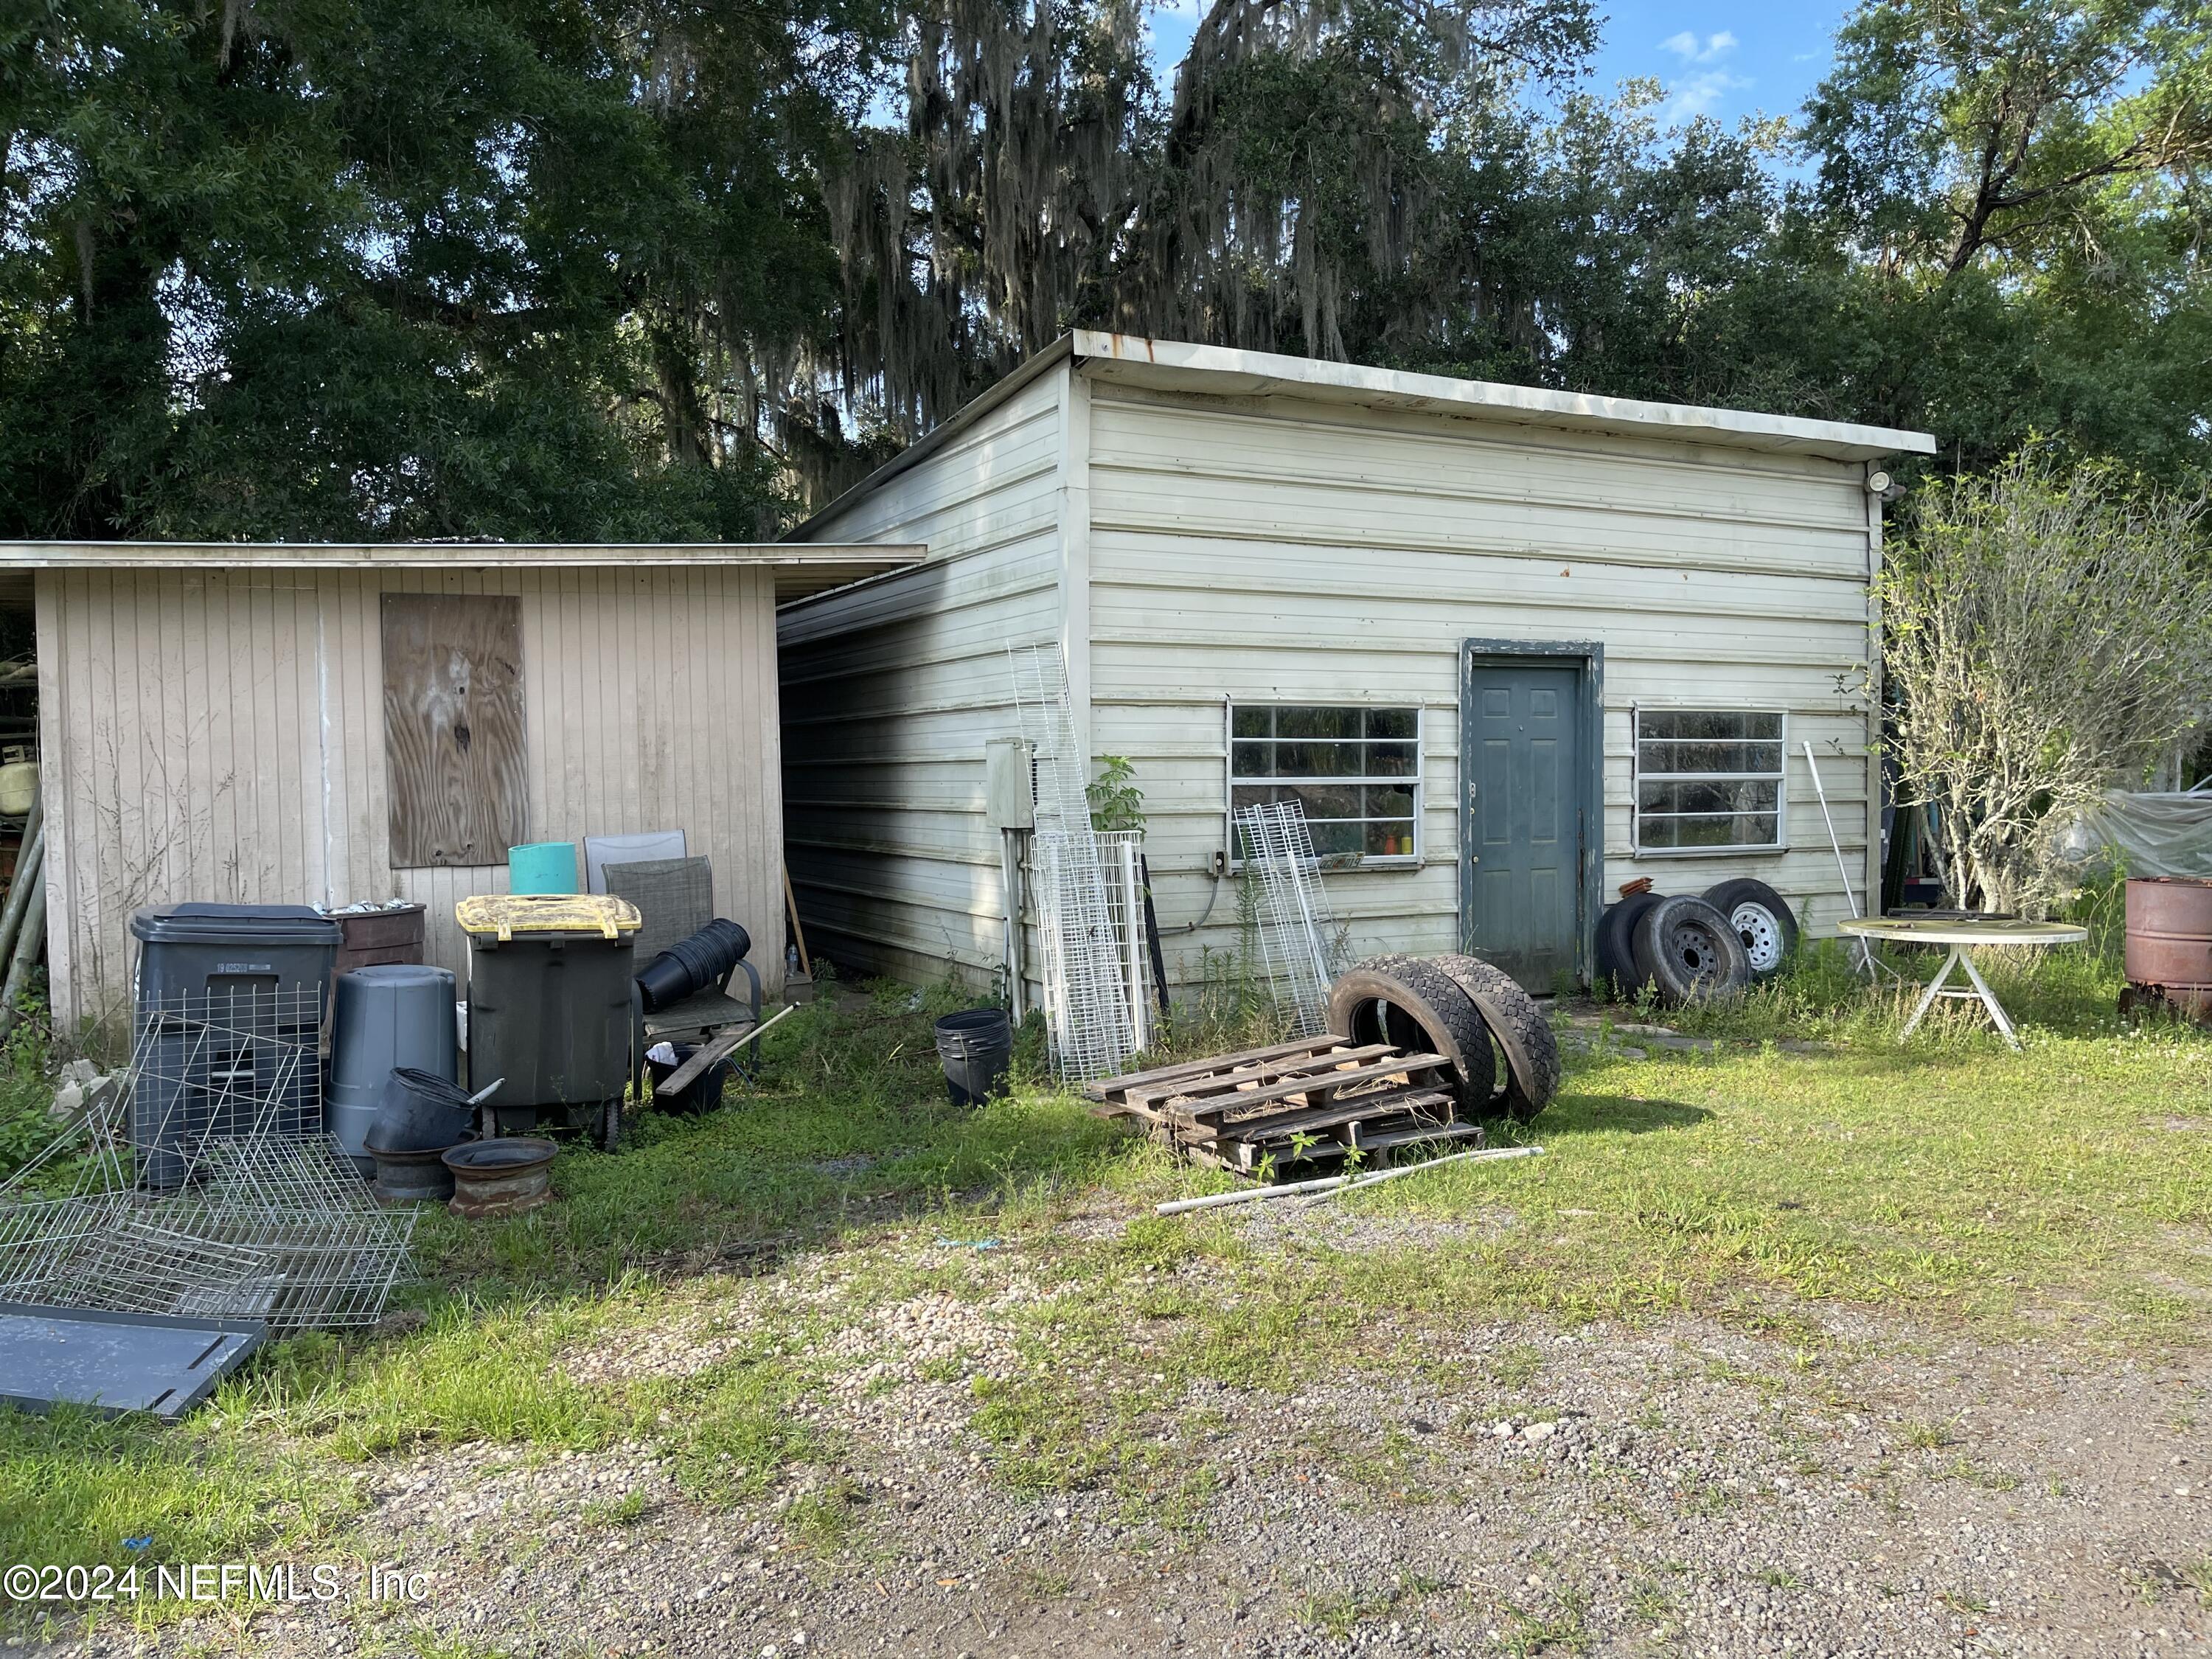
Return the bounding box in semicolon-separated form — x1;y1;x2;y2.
1071;332;1939;462
0;541;923;602
790;333;1937;543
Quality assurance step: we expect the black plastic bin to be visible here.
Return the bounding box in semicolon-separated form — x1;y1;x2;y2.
128;904;342;1189
458;897;638;1132
933;1008;1012;1107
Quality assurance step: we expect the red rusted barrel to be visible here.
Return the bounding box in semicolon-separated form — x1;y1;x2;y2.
2126;877;2212;1020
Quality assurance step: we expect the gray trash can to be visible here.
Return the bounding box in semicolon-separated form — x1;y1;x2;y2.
328;964;458;1175
128;904;342;1189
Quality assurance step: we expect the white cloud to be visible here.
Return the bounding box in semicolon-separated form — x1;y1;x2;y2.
1661;66;1751;119
1661;29;1738;64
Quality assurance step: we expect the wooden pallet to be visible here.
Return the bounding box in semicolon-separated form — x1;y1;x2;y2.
1083;1034;1478;1174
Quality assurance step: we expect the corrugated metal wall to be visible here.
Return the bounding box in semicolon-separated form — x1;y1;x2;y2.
778;371;1068;988
36;564;785;1034
1083;382;1882;981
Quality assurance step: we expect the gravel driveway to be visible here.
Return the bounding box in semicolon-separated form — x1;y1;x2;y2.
65;1186;2210;1659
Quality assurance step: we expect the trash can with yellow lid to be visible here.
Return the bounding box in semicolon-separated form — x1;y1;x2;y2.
458;894;639;1136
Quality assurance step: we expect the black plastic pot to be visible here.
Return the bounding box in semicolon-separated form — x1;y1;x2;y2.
364;1066;475;1154
635;919;751;1013
933;1008;1012;1107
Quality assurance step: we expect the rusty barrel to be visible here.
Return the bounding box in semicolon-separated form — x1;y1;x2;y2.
2125;877;2212;1020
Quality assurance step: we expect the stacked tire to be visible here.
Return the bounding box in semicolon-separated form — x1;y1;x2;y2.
1326;953;1561;1123
1596;879;1798;1004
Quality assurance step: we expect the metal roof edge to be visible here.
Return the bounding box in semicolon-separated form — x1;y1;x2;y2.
1068;331;1939;460
0;541;925;568
783;338;1077;545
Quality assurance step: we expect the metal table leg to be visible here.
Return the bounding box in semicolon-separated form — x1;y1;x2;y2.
1900;947;1958;1038
1899;945;2021;1049
1954;946;2021;1048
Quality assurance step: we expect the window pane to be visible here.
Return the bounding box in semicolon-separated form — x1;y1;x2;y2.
1287;706;1369;740
1231;707;1422;866
1364;820;1416;857
1638;810;1781;848
1638;740;1784;776
1639;779;1781;816
1287;783;1360;820
1273;740;1357;778
1638;709;1781;744
1308;818;1366;856
1364;784;1414;819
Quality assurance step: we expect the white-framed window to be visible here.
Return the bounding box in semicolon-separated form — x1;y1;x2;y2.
1632;707;1787;853
1228;703;1422;864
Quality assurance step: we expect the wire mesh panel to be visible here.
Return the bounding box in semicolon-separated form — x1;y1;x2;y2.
1008;644;1137;1080
1096;830;1153;1054
128;989;327;1191
1234;800;1352;1036
0;990;414;1332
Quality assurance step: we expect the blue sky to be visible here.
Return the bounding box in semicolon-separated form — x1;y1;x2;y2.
1144;0;1851;132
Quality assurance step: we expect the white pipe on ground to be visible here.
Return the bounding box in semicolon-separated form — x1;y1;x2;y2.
1154;1144;1544;1216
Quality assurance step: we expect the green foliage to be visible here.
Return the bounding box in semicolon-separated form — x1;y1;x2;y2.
0;0;875;539
10;0;2210;529
1878;452;2212;911
1086;755;1145;834
0;1020;55;1181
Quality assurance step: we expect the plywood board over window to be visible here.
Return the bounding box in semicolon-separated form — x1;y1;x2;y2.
381;594;527;868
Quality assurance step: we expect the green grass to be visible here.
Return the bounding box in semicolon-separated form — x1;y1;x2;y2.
5;947;2212;1632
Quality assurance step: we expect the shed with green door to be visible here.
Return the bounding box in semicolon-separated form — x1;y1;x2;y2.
777;333;1934;996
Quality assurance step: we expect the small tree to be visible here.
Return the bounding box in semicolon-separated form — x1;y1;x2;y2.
1879;453;2212;914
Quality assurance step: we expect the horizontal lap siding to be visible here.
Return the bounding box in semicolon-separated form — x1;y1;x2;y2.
37;567;783;1037
778;372;1065;987
1083;384;1880;984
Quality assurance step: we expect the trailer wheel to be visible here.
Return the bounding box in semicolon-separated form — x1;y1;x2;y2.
1700;878;1798;981
1431;954;1561;1121
1596;893;1662;998
1630;895;1750;1004
1326;956;1496;1118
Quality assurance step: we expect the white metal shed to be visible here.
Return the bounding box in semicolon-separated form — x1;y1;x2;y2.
778;333;1936;996
4;540;921;1032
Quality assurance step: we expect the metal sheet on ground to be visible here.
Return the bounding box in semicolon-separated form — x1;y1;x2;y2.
0;1301;265;1418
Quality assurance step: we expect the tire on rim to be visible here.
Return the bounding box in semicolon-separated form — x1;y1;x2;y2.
1325;956;1495;1118
1596;893;1662;995
1629;894;1750;1004
1700;877;1798;981
1430;954;1561;1121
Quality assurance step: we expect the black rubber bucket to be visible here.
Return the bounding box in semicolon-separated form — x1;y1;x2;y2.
645;1043;735;1115
933;1008;1012;1107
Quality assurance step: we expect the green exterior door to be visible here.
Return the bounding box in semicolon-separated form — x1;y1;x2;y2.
1460;649;1593;990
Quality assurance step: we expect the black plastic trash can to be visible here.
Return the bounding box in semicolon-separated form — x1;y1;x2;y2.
128;903;342;1189
456;895;638;1133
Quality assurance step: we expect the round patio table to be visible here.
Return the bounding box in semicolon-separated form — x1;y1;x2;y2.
1836;916;2087;1050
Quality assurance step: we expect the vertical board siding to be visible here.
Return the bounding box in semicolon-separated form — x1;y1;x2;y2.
1082;383;1884;984
777;369;1065;988
38;566;785;1034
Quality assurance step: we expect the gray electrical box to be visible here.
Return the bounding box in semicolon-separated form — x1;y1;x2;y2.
984;737;1035;830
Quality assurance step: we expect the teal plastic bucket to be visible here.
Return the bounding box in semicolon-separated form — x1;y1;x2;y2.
508;842;578;895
